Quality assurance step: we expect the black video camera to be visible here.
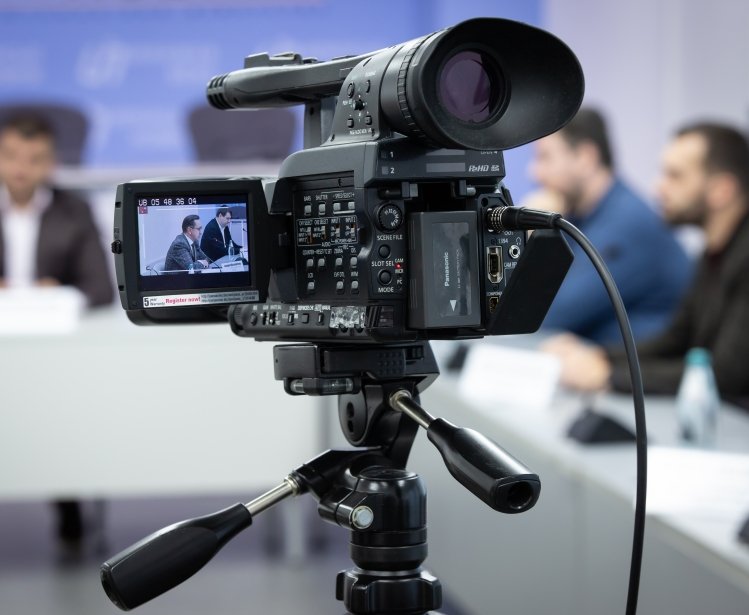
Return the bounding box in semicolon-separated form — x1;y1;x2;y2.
111;17;583;344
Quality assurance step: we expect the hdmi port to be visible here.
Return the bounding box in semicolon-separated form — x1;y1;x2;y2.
487;246;503;284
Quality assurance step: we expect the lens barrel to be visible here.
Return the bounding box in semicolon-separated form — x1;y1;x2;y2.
380;18;584;150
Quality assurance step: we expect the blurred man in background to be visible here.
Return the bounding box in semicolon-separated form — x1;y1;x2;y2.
529;108;693;344
0;113;113;545
0;114;112;305
545;122;749;406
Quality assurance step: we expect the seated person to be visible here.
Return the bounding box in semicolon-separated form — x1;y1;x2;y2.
200;207;242;261
529;108;693;344
165;215;211;271
0;112;113;545
0;114;113;306
545;123;749;408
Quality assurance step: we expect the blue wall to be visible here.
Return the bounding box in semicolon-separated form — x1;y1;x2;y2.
0;0;540;196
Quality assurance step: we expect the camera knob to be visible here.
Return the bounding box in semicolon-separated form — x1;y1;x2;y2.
376;203;403;231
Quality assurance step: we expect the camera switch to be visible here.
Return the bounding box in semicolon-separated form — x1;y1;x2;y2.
379;245;391;258
347;117;355;128
377;203;403;231
350;256;358;268
306;258;314;270
365;114;372;125
318;203;326;215
317;257;326;270
301;313;310;324
336;281;345;293
335;257;343;268
351;281;359;293
307;281;315;293
333;202;341;212
303;204;312;216
378;270;392;285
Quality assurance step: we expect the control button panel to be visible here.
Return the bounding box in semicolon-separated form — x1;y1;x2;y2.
371;199;406;297
296;185;364;300
296;186;407;300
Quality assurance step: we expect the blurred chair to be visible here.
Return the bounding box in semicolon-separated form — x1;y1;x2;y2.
188;105;296;162
0;102;88;165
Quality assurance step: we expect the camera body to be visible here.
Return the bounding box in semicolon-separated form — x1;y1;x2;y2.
235;139;533;344
111;17;584;344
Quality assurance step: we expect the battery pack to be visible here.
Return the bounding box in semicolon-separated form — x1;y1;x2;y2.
408;211;480;329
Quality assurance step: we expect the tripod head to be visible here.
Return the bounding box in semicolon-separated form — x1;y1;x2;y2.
100;341;539;614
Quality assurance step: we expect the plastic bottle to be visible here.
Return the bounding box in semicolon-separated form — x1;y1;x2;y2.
676;348;719;447
228;241;234;257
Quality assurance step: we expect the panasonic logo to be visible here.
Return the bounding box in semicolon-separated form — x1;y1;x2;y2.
444;251;450;286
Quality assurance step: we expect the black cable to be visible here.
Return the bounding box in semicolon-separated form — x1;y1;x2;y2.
485;206;647;614
554;218;647;615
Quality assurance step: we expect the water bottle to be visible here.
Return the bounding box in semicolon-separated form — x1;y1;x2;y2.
676;348;719;447
228;241;234;257
188;263;195;275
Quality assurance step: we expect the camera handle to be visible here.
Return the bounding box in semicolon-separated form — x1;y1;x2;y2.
101;341;540;614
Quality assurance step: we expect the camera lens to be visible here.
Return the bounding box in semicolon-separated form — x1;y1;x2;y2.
437;50;500;124
379;18;584;150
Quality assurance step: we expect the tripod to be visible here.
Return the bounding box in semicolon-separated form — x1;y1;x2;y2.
101;341;540;614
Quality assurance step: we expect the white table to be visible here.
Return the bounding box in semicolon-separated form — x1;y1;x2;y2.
404;366;749;615
0;307;323;501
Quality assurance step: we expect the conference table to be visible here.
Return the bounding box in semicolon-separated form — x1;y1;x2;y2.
0;306;324;501
400;340;749;615
3;295;748;614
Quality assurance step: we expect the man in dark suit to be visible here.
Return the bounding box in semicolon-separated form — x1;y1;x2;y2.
0;113;113;546
200;207;240;262
0;114;112;306
164;214;211;271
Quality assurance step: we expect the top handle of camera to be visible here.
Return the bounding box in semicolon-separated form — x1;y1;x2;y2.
207;50;376;109
206;18;584;152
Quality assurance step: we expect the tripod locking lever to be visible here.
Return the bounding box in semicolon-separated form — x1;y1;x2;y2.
100;477;299;611
389;390;540;514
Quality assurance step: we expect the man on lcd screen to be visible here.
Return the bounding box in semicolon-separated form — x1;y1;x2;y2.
200;207;241;262
164;214;211;271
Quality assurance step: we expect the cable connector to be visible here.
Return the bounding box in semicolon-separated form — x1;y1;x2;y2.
486;206;561;232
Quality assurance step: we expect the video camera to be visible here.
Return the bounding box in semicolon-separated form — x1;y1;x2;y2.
98;18;652;615
111;17;583;344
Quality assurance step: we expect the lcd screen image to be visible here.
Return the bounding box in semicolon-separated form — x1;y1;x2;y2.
137;194;251;293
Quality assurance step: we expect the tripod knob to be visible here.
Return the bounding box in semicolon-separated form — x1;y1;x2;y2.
337;568;442;615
